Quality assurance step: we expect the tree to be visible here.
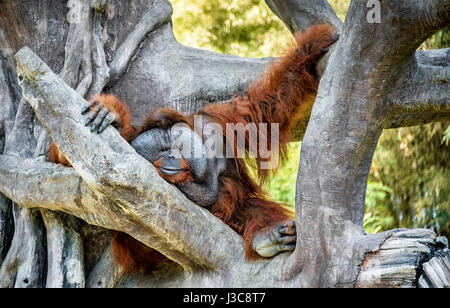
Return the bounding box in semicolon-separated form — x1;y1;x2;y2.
0;0;449;288
366;25;450;238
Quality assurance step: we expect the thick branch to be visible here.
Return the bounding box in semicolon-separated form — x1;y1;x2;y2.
2;0;448;288
13;47;244;271
356;229;444;288
0;155;85;212
0;193;13;265
419;248;450;288
0;52;17;124
286;0;450;287
87;243;125;288
0;155;295;287
264;0;343;34
404;0;450;43
0;56;15;265
108;0;173;85
0;204;46;288
386;48;450;128
41;210;85;288
60;0;93;95
86;6;110;98
0;98;46;288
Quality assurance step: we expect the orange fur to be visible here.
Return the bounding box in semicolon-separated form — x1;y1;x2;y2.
48;142;72;167
48;24;337;272
48;94;136;167
193;24;337;259
112;232;167;273
210;175;293;260
199;23;336;183
136;108;193;134
90;93;136;142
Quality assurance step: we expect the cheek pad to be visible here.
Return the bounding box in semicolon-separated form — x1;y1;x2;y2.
131;126;209;183
170;125;208;182
131;129;169;163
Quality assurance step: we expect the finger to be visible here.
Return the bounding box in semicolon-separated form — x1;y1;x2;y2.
282;221;295;229
280;235;296;245
84;103;102;126
98;113;116;133
279;244;296;252
81;100;97;115
90;107;109;133
280;226;296;236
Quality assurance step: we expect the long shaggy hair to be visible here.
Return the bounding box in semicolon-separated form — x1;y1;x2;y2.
49;24;337;272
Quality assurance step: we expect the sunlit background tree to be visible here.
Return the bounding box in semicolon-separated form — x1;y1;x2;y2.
169;0;449;238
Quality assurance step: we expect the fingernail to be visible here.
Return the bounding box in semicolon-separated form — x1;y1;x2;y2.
91;125;97;132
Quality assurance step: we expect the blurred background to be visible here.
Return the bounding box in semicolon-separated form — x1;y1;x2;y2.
169;0;450;238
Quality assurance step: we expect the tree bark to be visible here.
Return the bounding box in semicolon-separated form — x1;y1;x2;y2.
0;0;449;288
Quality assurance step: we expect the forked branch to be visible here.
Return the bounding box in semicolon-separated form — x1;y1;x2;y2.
11;47;244;271
387;48;450;128
285;0;450;287
108;0;173;85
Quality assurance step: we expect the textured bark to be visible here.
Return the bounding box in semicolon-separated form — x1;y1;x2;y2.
0;194;13;265
418;246;450;288
0;49;15;275
107;0;172;85
264;0;343;34
0;97;47;289
0;0;449;288
42;211;85;288
386;48;450;128
287;0;449;287
356;229;447;288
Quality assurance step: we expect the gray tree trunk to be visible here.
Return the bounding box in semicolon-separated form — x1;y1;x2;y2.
0;0;449;288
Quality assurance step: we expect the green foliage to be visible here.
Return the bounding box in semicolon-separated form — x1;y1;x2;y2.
263;143;301;207
421;26;450;50
328;0;350;21
170;0;353;58
364;183;395;233
170;0;292;58
170;0;449;237
371;123;450;236
444;126;450;145
368;27;450;237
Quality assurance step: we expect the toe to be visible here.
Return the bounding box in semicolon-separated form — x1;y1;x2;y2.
99;113;116;133
279;244;296;252
280;227;296;236
84;103;102;126
81;100;97;115
282;220;295;229
280;221;296;236
91;108;109;133
281;235;296;245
